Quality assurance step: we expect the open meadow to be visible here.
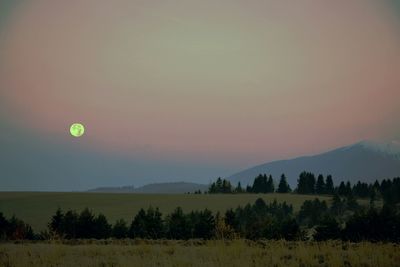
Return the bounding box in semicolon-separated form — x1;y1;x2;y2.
0;192;341;232
0;240;398;267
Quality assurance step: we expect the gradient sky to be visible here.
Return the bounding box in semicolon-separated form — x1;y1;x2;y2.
0;0;400;190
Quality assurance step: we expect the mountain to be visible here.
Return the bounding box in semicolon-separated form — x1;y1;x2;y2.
88;182;208;194
228;141;400;187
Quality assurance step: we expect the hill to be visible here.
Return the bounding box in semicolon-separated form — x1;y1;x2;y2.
228;141;400;187
88;182;208;194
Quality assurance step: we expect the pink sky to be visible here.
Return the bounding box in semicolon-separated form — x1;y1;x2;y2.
1;0;400;167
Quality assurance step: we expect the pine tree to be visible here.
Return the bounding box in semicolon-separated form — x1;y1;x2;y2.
208;178;232;193
262;174;268;193
252;174;264;193
222;179;232;193
190;209;215;239
77;208;95;238
235;182;243;193
297;198;328;226
309;173;316;194
112;219;128;239
316;174;325;194
338;181;347;196
61;210;78;239
267;175;275;193
7;216;34;240
129;208;147;238
277;174;291;193
208;182;217;193
224;209;236;230
296;172;307;194
325;175;334;194
93;213;111;239
49;208;64;237
296;172;316;194
345;181;352;196
216;177;223;191
0;213;8;240
330;193;345;216
345;193;359;212
314;215;341;241
246;185;252;193
145;207;164;239
166;207;191;239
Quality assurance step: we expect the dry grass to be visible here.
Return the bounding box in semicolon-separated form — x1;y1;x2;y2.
0;240;398;267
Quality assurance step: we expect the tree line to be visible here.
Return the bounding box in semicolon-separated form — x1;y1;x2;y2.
46;206;216;240
207;173;400;204
0;213;34;240
208;174;291;194
1;196;399;242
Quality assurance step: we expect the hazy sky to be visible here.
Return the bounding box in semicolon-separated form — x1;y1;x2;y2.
1;0;400;190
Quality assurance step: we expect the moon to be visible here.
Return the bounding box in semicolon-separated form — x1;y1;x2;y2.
70;123;85;137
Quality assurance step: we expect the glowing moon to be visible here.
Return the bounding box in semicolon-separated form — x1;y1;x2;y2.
70;123;85;137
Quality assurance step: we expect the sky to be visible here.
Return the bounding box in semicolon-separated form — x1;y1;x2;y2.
0;0;400;191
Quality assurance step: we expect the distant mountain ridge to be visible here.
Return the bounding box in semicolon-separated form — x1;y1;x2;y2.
228;140;400;187
358;140;400;159
88;182;208;194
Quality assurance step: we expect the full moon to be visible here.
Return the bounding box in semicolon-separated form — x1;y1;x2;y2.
70;123;85;137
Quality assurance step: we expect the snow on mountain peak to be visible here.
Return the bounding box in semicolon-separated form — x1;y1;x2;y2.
358;140;400;158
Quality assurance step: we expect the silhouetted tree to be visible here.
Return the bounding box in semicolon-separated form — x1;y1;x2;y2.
235;182;244;193
316;174;325;194
145;207;164;239
325;175;335;194
267;175;275;193
209;183;216;194
345;181;352;196
343;205;400;242
314;215;341;241
278;218;301;241
216;177;223;189
166;207;191;239
93;213;111;239
252;174;267;193
129;208;147;238
297;198;328;226
277;174;291;193
112;219;128;239
0;213;8;240
330;193;345;217
345;193;360;212
246;185;252;193
49;208;64;237
296;172;316;194
381;178;400;205
189;209;215;239
208;178;232;193
77;208;96;238
226;198;297;240
61;210;78;239
224;209;237;230
353;181;370;198
7;216;34;240
129;207;164;239
337;181;347;196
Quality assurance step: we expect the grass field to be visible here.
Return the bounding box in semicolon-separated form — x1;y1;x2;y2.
0;240;398;267
0;192;339;232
